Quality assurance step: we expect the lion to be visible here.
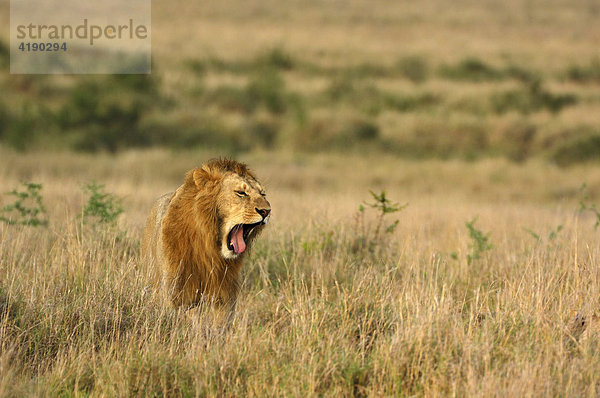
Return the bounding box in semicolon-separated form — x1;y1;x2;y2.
141;158;271;310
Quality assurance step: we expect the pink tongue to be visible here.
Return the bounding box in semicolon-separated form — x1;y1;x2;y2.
231;226;246;254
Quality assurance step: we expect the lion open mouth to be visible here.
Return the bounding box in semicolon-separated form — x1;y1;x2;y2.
227;222;261;254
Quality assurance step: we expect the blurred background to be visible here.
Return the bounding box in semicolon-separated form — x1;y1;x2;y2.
0;0;599;165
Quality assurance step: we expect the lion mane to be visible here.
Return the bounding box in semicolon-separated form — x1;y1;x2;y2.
141;158;271;308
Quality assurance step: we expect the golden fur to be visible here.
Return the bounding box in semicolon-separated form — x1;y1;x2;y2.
141;159;271;308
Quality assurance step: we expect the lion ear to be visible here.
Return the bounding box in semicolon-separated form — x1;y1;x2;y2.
189;167;219;189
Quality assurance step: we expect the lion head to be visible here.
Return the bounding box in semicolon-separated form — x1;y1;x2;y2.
142;158;271;307
189;159;271;261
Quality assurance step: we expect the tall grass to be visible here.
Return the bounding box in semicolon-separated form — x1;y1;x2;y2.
1;150;600;395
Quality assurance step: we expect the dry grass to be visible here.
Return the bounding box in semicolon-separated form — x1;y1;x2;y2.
1;0;600;395
1;148;600;396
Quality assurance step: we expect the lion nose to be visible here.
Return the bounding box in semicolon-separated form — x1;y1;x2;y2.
256;208;271;219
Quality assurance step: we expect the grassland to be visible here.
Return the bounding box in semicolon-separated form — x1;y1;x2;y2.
1;0;600;163
1;0;600;395
1;149;600;396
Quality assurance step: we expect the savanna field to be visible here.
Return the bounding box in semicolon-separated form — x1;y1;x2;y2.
1;0;600;396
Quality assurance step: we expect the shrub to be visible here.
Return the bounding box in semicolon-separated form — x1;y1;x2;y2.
492;79;577;114
505;65;538;83
0;182;48;227
1;104;43;152
247;69;288;114
390;121;488;160
353;190;408;255
551;133;600;167
57;75;159;152
0;101;10;139
258;47;295;70
244;118;280;149
186;59;208;76
465;217;493;265
578;183;600;229
207;86;256;114
325;75;357;102
565;59;600;83
0;39;9;69
343;119;380;142
295;117;380;151
345;63;389;79
397;56;429;83
82;181;123;225
324;76;437;116
439;58;504;81
384;92;439;112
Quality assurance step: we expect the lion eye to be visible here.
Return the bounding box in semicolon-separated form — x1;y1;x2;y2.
260;192;266;197
236;191;247;197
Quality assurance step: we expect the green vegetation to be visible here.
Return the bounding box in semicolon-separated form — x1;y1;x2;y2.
0;39;8;69
551;131;600;167
354;190;407;254
565;58;600;83
491;79;577;115
439;58;506;81
397;55;429;83
465;217;493;265
0;47;598;165
1;0;600;391
82;181;123;225
57;76;160;152
0;182;48;227
578;184;600;230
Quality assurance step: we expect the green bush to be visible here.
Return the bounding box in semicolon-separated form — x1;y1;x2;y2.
565;59;600;83
257;47;295;70
2;104;41;152
353;190;407;255
492;80;577;114
244;118;280;149
343;119;380;142
0;101;9;139
144;117;244;152
57;75;159;152
465;217;493;265
0;182;48;227
186;59;208;76
324;77;437;115
207;85;257;114
504;65;538;83
345;63;390;79
82;181;123;225
384;92;439;112
397;56;429;83
439;58;504;81
295;117;380;151
390;121;488;160
0;40;9;69
246;69;288;114
551;132;600;167
325;75;358;102
207;69;292;116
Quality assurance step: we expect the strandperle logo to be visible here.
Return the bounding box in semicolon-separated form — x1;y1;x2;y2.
11;0;151;74
15;19;149;46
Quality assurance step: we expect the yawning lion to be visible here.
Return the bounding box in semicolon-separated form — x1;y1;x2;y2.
141;158;271;308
